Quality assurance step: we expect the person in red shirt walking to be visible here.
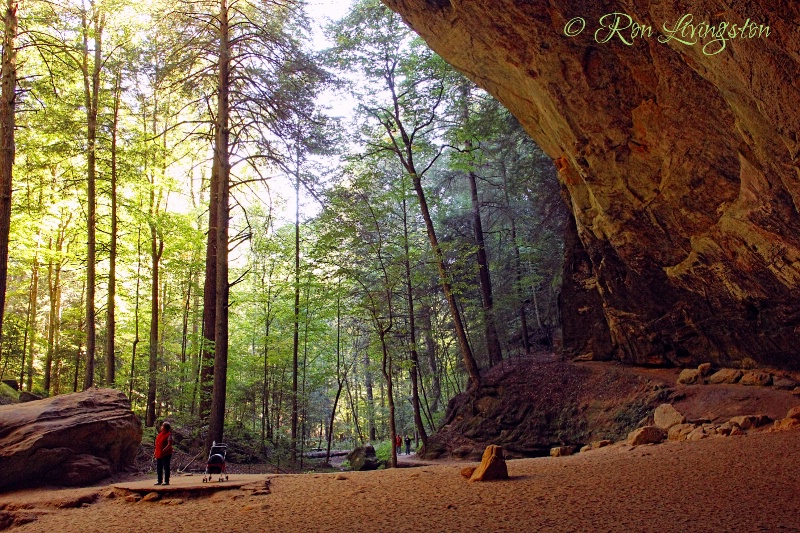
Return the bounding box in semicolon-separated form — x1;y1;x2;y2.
154;422;174;485
395;434;402;455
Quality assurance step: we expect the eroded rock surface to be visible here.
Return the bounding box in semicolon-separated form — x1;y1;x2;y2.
0;388;142;491
384;0;800;369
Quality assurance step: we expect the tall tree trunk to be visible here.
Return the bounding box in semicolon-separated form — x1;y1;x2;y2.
420;303;441;412
26;252;39;391
74;282;85;393
82;6;104;390
467;167;502;366
105;68;121;387
179;266;192;409
129;223;142;400
325;288;345;465
146;217;164;427
0;0;17;344
364;347;376;442
401;188;427;447
260;282;272;449
461;85;502;366
45;247;56;393
45;213;69;395
378;329;397;468
199;175;218;420
190;266;201;414
291;157;300;464
206;0;231;450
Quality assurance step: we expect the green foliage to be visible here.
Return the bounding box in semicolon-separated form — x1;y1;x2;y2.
373;439;394;463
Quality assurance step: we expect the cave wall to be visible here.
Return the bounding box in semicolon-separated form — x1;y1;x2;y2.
383;0;800;369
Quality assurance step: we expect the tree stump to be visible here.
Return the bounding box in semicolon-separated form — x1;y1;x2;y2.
468;444;508;482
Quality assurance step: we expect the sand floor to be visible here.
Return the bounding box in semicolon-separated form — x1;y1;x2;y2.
3;428;800;532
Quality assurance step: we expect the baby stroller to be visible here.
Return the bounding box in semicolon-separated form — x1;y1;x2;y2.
202;442;229;482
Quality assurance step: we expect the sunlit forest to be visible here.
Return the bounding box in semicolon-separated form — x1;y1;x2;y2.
0;0;567;465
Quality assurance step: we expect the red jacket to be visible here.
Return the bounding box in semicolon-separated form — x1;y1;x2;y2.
155;430;173;459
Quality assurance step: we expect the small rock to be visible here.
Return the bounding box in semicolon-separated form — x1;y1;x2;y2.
729;415;771;430
460;466;476;479
792;387;800;396
468;445;509;482
334;474;348;481
677;369;703;385
716;422;736;436
125;495;141;503
697;363;712;376
667;423;696;441
654;404;686;430
729;426;744;436
773;418;800;431
168;499;184;506
142;492;160;502
593;439;612;448
772;377;799;390
687;426;709;441
740;371;773;387
550;446;574;457
708;369;743;384
580;445;592;453
628;426;665;446
786;406;800;421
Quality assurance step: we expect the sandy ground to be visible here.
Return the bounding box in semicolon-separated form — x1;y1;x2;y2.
3;428;799;532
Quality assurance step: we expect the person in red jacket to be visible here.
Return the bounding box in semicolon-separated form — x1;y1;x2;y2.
395;434;402;455
154;422;174;485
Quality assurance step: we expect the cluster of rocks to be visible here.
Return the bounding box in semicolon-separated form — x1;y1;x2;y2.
627;403;800;447
677;363;800;394
548;402;800;456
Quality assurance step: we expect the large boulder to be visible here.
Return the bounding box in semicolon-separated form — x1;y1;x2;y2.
0;388;142;491
346;445;379;471
385;0;800;371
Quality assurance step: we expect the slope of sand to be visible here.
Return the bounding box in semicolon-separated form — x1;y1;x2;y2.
4;428;799;532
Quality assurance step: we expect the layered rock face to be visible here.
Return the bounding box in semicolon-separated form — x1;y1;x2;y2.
0;388;142;490
384;1;800;368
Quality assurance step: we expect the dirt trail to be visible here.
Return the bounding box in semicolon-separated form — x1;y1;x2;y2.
3;428;799;532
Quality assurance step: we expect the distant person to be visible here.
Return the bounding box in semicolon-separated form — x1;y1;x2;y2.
395;434;402;455
405;435;412;455
154;421;174;486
